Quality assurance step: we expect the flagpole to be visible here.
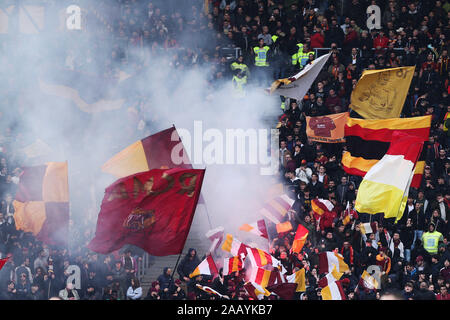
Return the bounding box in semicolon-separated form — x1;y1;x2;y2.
169;252;183;288
203;199;213;230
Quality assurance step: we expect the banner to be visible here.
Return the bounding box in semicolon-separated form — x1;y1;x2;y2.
306;112;349;143
88;168;205;255
350;66;415;119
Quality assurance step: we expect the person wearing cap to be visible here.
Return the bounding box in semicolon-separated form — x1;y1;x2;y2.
144;281;161;300
422;223;444;255
171;278;186;300
415;255;431;275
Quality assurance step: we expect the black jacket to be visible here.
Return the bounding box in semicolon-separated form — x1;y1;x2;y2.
413;288;436;300
177;248;200;279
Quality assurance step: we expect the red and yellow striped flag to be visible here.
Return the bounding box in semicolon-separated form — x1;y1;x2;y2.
244;282;271;300
13;162;69;246
221;234;248;258
249;267;284;288
292;224;309;254
102;127;192;178
189;255;218;278
321;280;347;300
246;247;279;268
260;195;294;224
311;198;334;219
285;268;306;292
222;256;243;276
239;219;268;239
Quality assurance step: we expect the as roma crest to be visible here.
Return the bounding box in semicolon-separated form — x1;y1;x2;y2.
123;207;156;231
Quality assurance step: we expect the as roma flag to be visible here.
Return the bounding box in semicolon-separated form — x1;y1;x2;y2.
13;162;69;247
88;168;205;255
101;127;191;178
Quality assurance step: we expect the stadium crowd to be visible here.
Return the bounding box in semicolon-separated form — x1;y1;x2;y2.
0;0;450;300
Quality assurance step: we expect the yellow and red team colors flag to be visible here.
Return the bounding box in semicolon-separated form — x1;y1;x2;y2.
101;126;192;178
319;251;350;275
222;256;244;276
355;132;424;222
285;268;306;292
342;115;431;188
239;219;269;239
189;254;219;278
292;224;309;254
321;280;347;300
350;66;415;119
306;112;349;143
13;162;69;246
88;168;205;255
249;267;284;288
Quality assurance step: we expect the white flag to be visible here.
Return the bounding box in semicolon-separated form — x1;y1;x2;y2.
269;52;331;101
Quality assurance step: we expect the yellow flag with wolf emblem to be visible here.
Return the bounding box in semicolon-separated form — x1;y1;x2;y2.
350;66;415;119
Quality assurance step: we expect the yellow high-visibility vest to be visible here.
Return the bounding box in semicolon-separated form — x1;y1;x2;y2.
254;46;270;67
422;231;443;254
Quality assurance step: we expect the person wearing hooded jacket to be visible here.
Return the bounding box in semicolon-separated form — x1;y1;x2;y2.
157;267;173;291
177;248;200;283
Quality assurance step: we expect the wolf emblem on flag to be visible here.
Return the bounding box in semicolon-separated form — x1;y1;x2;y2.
123;207;156;231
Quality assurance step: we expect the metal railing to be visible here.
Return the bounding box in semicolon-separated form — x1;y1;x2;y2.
313;47;407;58
137;253;152;281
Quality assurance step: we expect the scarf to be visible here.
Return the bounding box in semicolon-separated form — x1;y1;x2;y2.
340;246;354;265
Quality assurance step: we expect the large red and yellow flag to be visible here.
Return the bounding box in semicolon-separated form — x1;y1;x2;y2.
306;112;349;143
342;115;431;188
87;168;205;255
101;127;192;178
13;162;69;246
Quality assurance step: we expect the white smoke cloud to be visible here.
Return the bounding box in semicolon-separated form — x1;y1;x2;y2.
1;1;284;252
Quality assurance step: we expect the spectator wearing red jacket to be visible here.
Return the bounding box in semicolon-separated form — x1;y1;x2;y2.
373;29;389;54
310;25;325;49
436;285;450;300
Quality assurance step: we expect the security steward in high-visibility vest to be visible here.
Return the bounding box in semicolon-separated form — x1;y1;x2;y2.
291;43;304;71
230;55;250;78
292;43;315;71
232;70;247;99
299;43;315;68
421;223;444;255
253;38;270;86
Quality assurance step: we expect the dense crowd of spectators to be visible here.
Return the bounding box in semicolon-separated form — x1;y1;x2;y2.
147;0;450;301
1;0;450;300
